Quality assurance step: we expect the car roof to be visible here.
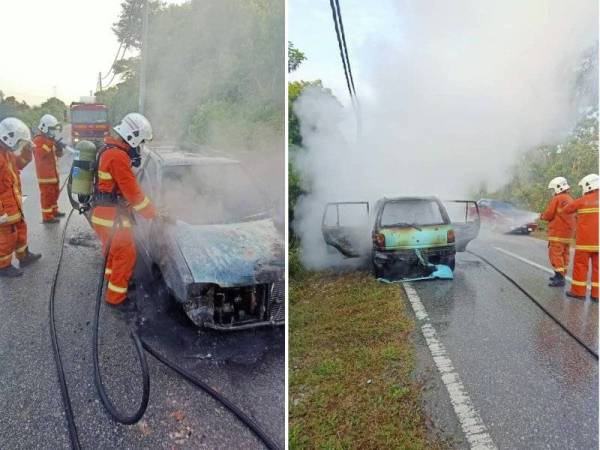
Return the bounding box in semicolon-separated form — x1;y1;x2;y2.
381;195;440;202
146;145;240;167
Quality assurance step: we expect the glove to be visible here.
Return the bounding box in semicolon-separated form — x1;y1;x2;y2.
55;139;65;157
0;213;8;224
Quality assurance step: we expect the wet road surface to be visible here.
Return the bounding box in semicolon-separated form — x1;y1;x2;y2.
0;155;284;449
409;231;598;449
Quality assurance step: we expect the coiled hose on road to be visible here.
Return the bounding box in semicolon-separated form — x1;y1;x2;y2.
467;250;598;360
49;207;281;450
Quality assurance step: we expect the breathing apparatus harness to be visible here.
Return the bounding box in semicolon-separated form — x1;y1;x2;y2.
52;140;280;449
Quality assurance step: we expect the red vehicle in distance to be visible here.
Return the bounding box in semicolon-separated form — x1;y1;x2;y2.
68;98;109;148
476;199;539;234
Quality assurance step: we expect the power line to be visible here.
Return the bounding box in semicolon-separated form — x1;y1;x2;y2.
334;0;357;98
329;0;353;101
101;42;125;81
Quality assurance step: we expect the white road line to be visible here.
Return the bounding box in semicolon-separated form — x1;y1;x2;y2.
493;246;573;283
403;283;497;450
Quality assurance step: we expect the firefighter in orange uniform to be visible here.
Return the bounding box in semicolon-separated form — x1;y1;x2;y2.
564;174;599;301
32;114;65;223
0;118;42;277
91;113;156;306
541;177;575;287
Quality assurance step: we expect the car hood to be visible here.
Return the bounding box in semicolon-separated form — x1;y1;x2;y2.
172;219;284;287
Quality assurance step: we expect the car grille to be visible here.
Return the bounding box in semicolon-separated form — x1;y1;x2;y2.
269;280;285;323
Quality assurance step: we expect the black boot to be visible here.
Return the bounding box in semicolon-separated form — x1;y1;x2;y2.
566;291;586;301
55;211;66;218
107;298;137;313
43;217;60;224
548;271;559;281
0;266;23;278
548;273;565;287
19;251;42;268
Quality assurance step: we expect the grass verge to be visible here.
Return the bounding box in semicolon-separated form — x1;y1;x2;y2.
289;270;444;449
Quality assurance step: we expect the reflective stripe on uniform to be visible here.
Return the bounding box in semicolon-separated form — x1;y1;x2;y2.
548;236;574;244
42;144;52;152
5;212;22;223
91;215;131;228
579;208;599;214
133;196;150;211
15;244;27;254
42;208;54;213
0;254;12;262
105;268;113;275
575;245;599;251
592;282;599;288
38;178;58;184
108;281;127;294
97;171;113;181
555;267;566;272
571;280;588;286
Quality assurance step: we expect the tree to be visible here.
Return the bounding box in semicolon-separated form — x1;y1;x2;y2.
288;42;306;73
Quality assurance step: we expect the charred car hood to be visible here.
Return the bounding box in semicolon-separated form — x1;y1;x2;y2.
173;219;284;287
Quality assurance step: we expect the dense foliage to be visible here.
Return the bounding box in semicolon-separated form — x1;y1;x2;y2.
97;0;284;151
478;113;599;213
0;92;67;131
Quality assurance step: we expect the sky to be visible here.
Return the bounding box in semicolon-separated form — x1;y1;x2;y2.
0;0;186;106
289;0;403;106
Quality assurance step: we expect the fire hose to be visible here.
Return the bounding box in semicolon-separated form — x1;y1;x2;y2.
49;203;281;449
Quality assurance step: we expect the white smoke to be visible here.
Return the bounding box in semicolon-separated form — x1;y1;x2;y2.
293;0;598;268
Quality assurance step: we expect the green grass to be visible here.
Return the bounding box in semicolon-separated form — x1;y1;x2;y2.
289;271;445;450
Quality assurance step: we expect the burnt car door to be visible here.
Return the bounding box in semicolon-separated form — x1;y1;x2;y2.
443;200;480;252
321;201;370;257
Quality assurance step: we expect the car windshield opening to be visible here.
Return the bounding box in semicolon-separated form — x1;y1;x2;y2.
71;109;108;124
380;199;445;227
159;164;268;225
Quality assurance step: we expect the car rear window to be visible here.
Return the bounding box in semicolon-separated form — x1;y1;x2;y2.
380;199;446;227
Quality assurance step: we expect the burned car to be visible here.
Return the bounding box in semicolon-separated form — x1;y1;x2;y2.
322;197;480;280
476;199;539;234
135;146;284;330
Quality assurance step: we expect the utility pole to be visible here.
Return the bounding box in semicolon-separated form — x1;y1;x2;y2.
138;0;149;114
97;72;102;93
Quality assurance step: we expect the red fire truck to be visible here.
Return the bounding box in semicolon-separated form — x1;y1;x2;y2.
69;98;109;147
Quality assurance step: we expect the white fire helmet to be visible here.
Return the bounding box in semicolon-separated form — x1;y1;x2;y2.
114;113;153;148
38;114;61;138
578;174;599;194
0;117;32;152
547;176;569;194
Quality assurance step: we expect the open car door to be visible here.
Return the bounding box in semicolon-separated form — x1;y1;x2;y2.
321;202;370;258
443;200;480;252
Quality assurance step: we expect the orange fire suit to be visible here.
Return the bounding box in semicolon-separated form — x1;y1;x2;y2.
91;136;156;304
564;189;599;298
0;146;32;268
32;134;63;221
540;191;575;275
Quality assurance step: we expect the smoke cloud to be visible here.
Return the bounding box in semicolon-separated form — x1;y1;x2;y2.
293;0;598;268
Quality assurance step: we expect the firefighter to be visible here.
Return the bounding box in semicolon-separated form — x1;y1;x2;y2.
0;118;42;277
541;176;575;287
91;113;156;306
564;174;599;301
32;114;65;223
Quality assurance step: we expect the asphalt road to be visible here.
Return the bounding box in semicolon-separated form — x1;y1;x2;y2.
0;153;284;449
410;230;598;449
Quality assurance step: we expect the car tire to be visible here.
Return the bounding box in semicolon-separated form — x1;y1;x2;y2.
441;255;456;271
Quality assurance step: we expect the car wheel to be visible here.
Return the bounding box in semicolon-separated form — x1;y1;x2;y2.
441;255;456;271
